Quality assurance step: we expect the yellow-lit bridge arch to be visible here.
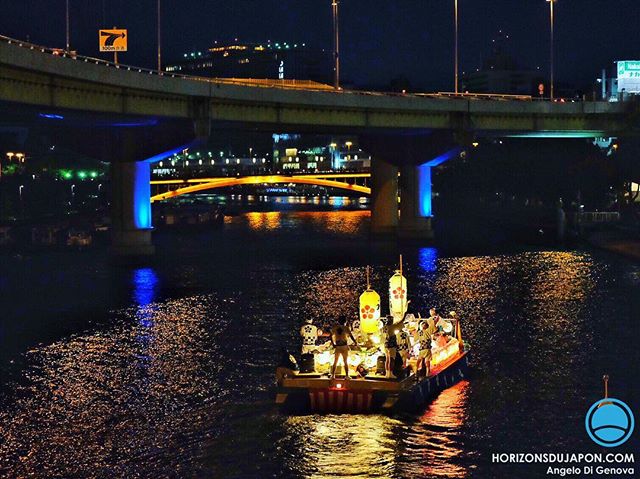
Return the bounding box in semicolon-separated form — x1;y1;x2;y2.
150;173;371;203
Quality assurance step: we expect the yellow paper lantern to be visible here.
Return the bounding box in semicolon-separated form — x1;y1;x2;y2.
388;271;407;318
359;289;380;334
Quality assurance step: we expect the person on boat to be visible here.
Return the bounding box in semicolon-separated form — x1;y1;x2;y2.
350;318;365;346
448;311;458;336
330;316;358;379
275;347;299;386
300;318;323;355
428;308;442;331
415;320;434;378
397;325;412;368
382;315;404;378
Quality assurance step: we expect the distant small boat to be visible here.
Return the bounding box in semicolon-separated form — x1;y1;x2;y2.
66;229;92;247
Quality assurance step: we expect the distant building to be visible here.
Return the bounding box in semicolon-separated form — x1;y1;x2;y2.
165;40;332;85
462;31;545;97
599;60;640;101
272;135;370;172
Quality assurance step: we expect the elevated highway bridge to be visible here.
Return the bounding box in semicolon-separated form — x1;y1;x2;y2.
2;35;639;255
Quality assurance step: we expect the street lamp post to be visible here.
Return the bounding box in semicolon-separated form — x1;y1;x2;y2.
547;0;556;100
454;0;459;94
157;0;162;72
66;0;70;51
332;0;340;89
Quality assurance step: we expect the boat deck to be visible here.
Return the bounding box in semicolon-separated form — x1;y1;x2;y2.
280;350;467;392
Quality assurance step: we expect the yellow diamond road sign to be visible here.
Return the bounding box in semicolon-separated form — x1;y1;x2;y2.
99;29;127;52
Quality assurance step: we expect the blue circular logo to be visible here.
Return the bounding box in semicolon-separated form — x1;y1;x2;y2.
585;398;635;447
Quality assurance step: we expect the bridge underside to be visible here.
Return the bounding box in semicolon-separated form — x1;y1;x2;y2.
0;100;196;162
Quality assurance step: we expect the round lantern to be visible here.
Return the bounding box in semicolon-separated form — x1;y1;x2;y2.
388;271;407;318
359;289;380;334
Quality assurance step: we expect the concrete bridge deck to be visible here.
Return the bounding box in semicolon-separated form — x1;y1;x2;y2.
1;35;638;136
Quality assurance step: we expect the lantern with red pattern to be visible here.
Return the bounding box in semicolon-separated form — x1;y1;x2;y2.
389;265;407;319
359;289;380;334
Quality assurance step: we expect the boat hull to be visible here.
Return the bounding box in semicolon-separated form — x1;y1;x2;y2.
276;350;471;414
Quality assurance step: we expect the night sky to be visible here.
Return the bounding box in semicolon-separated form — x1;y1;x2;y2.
1;0;639;90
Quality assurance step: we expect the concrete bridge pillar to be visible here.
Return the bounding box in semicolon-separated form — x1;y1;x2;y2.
111;134;155;257
370;157;399;234
398;163;434;239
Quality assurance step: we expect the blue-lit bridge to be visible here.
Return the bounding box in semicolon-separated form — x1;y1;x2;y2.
2;34;639;254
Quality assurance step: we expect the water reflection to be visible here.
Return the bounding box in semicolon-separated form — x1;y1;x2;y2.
1;237;638;478
283;415;399;478
407;381;470;479
0;296;225;478
230;210;369;236
243;211;283;231
418;247;438;273
132;267;159;329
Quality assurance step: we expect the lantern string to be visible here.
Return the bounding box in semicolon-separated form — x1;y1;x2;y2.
366;265;370;290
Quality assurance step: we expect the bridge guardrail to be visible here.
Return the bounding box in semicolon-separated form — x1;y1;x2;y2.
569;211;621;224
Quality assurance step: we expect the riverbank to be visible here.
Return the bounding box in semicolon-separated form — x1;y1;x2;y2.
586;229;640;261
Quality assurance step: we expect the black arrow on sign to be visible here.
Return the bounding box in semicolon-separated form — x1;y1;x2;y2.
101;31;126;47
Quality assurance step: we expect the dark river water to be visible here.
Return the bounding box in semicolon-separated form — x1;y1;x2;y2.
1;199;639;478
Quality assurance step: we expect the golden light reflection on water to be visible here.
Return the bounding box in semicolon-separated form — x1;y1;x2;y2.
528;251;594;303
1;245;624;478
227;210;369;235
284;414;399;478
0;296;224;478
243;211;283;231
410;381;470;479
280;382;472;479
435;256;501;305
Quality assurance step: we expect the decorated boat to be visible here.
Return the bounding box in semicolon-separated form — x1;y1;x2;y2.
276;257;471;414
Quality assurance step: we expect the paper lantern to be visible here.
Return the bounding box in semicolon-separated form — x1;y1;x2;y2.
388;271;407;318
359;289;380;334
